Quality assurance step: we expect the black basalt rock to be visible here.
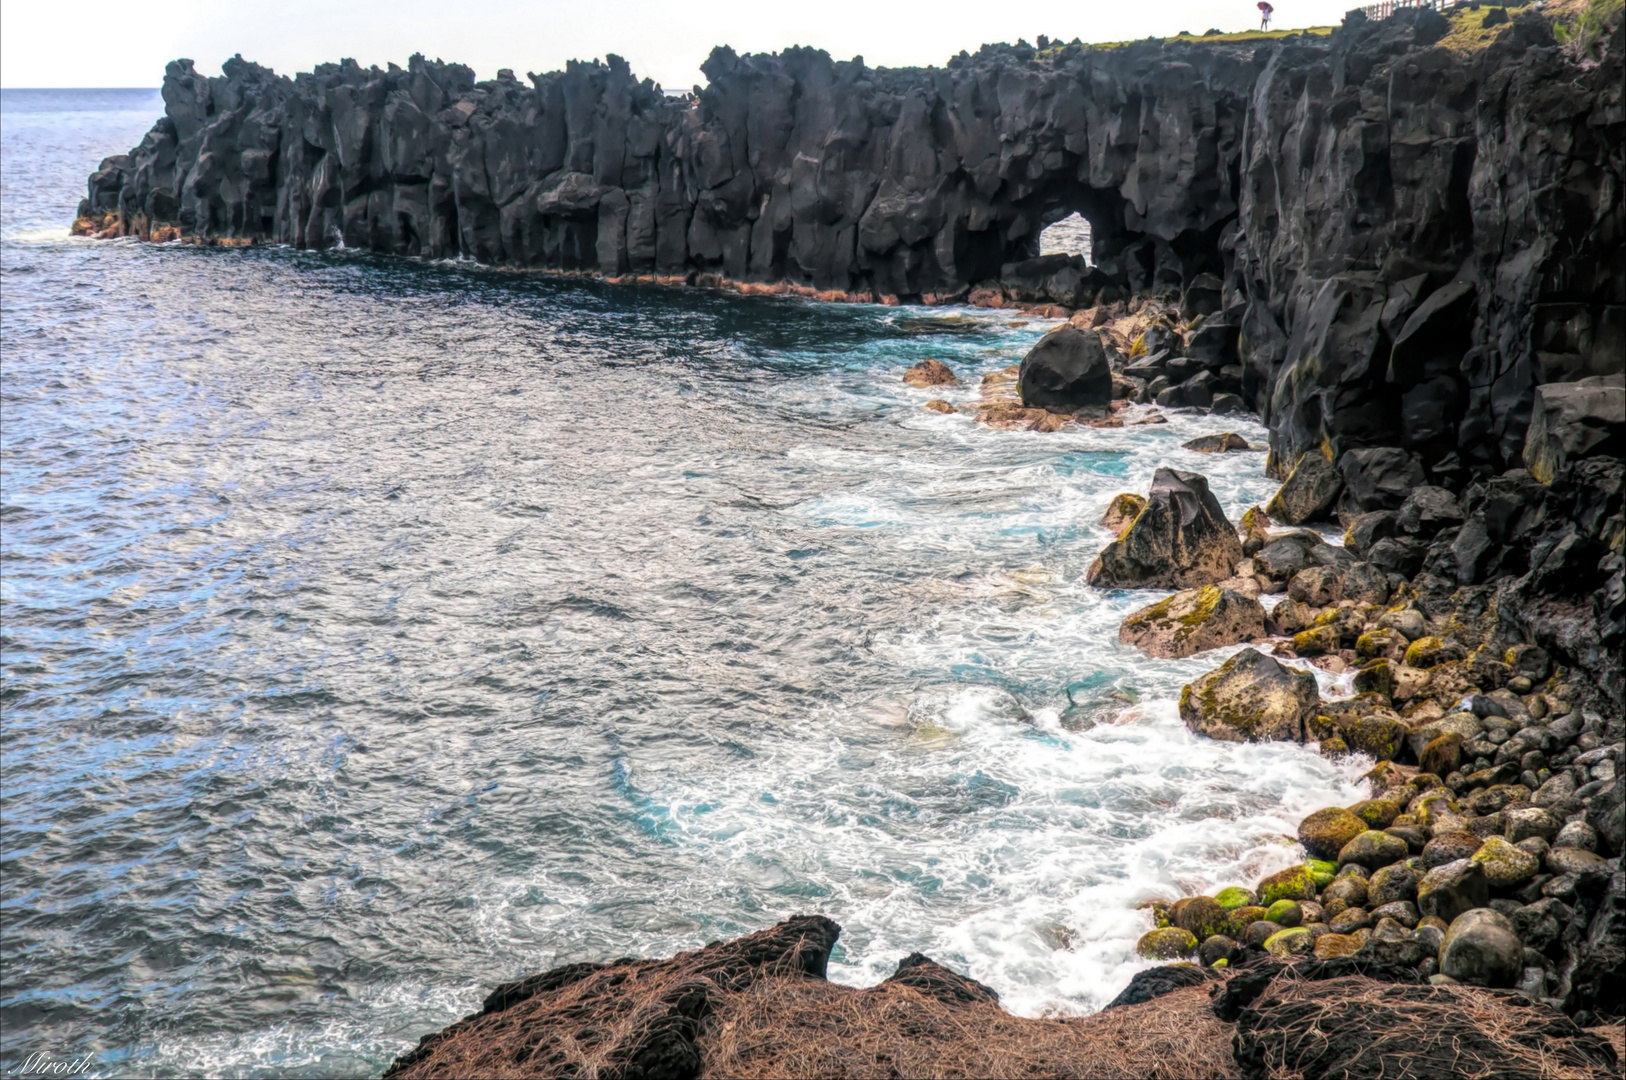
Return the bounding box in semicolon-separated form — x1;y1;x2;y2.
1018;328;1112;411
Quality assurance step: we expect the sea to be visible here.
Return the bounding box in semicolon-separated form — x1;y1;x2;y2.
0;88;1363;1078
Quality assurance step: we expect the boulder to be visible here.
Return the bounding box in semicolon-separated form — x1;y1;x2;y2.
1257;865;1318;906
1018;328;1111;411
903;358;959;387
1416;859;1489;923
1173;896;1230;940
1199;934;1239;967
1349;799;1402;831
1264;899;1303;927
1341;562;1390;605
1545;846;1608;875
1287;566;1343;606
1263;926;1314;958
1321;876;1368;909
1298;807;1369;861
1178;648;1320;743
1470;836;1539;888
1438;908;1523;987
1521;374;1625;484
1265;452;1342;525
1344;511;1398;556
1504;807;1562;844
1135;927;1198;960
1118;585;1265;658
1367;858;1427;908
1422;831;1482;869
1337;830;1410;870
1214;886;1257;910
1087;469;1243;589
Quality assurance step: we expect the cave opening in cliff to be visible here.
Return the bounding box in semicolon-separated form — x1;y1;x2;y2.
1039;213;1093;263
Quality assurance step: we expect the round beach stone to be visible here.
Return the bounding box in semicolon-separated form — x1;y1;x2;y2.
1305;859;1337;888
1546;846;1607;875
1136;927;1198;960
1552;821;1598;852
1264;899;1303;927
1173;896;1230;940
1422;830;1481;869
1225;906;1268;937
1416;858;1489;923
1411;922;1445;955
1338;829;1409;870
1320;875;1367;909
1439;908;1523;987
1503;806;1561;843
1298;807;1368;861
1328;906;1370;934
1349;798;1402;829
1242;920;1278;948
1470;836;1540;888
1257;865;1318;906
1367;858;1426;907
1368;900;1419;928
1403;635;1463;669
1214;886;1257;910
1264;926;1314;958
1199;934;1239;967
1313;931;1367;959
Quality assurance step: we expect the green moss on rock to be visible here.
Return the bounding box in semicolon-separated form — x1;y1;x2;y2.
1214;886;1256;910
1136;926;1198;960
1258;864;1318;905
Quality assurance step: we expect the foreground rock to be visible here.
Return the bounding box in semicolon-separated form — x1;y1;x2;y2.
1119;585;1265;658
1088;469;1244;589
1017;328;1111;411
384;917;1619;1079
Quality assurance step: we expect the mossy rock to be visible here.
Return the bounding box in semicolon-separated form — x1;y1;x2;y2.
1320;734;1350;757
1403;635;1465;669
1214;886;1257;910
1135;926;1198;960
1348;714;1407;761
1306;858;1338;888
1263;926;1314;958
1470;835;1540;887
1349;798;1402;829
1356;629;1400;660
1297;806;1367;860
1292;625;1339;656
1352;659;1395;698
1258;864;1317;905
1119;585;1266;659
1173;896;1230;941
1102;492;1147;536
1306;713;1345;742
1179;647;1320;743
1225;905;1269;937
1337;829;1409;869
1087;469;1245;589
1265;899;1303;926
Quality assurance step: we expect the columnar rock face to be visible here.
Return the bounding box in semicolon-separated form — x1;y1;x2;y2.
81;12;1622;482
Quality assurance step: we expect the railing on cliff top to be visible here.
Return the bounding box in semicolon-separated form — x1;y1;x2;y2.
1358;0;1488;20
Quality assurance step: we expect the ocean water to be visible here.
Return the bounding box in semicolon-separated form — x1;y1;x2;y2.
0;89;1365;1078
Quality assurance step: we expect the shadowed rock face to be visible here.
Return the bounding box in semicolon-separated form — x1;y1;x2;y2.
80;10;1622;479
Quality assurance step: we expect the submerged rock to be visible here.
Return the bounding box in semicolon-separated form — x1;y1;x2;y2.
903;359;958;387
1179;647;1319;743
1118;585;1264;658
1087;469;1243;589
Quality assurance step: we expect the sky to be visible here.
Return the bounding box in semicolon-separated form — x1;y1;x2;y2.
1;0;1364;90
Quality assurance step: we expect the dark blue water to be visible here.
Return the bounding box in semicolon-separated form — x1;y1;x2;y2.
0;88;1358;1078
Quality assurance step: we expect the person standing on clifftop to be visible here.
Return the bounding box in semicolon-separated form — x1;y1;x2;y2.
1259;1;1274;29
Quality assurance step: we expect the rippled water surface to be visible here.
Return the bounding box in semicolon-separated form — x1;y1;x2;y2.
2;89;1364;1078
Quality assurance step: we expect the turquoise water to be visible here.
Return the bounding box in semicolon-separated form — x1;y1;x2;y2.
0;89;1362;1078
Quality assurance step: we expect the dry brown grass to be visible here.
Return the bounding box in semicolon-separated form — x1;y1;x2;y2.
1234;970;1620;1080
699;980;1240;1080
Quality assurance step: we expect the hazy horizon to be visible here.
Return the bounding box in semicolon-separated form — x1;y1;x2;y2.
2;0;1360;90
